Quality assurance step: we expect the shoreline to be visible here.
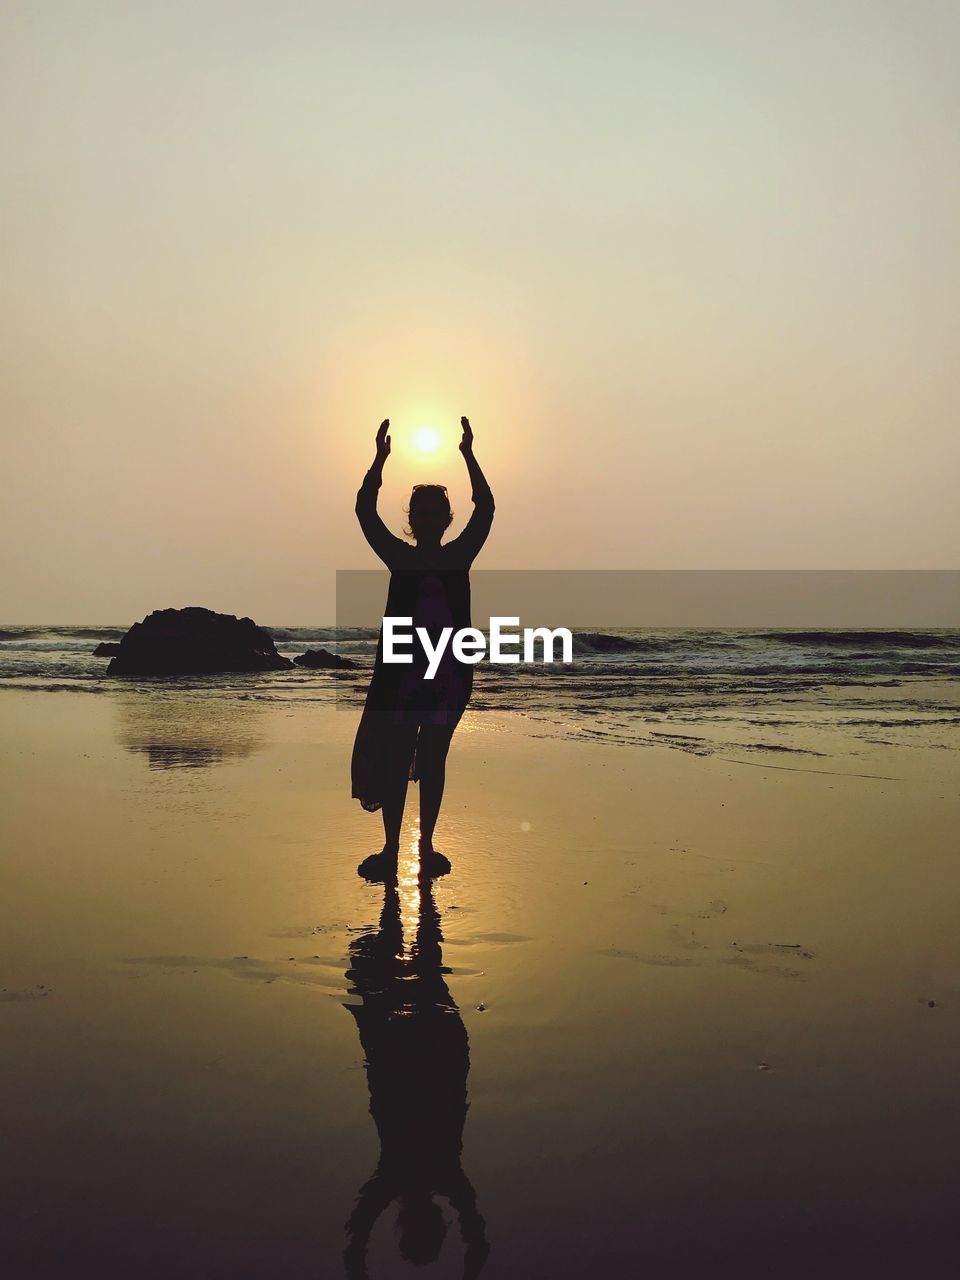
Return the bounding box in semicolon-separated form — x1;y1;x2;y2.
2;686;959;1275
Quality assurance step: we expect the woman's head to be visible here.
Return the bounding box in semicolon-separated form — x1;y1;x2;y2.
397;1194;447;1264
405;483;453;542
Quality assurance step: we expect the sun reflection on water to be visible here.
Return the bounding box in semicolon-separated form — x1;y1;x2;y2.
396;832;422;960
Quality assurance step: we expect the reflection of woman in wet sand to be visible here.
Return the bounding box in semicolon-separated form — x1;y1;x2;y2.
343;874;489;1278
352;416;494;880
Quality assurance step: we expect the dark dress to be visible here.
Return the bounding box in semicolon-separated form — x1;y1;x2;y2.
351;472;494;812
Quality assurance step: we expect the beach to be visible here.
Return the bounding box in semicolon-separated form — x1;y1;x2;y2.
6;0;959;1271
2;663;959;1277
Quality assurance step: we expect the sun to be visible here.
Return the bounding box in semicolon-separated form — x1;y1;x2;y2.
413;426;439;454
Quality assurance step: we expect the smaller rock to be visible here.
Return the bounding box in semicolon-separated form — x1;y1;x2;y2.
93;642;121;656
293;648;357;669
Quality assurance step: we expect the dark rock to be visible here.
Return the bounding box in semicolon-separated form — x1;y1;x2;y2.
107;607;293;675
293;647;357;670
93;642;122;657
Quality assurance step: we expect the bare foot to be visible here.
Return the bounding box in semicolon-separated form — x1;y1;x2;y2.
418;838;451;878
357;847;399;882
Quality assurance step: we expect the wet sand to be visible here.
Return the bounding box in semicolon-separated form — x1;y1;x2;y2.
2;687;959;1278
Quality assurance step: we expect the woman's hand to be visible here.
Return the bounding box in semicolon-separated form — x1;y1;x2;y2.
459;415;474;456
375;418;391;463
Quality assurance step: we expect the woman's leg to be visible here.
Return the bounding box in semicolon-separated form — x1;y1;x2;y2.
380;722;418;854
416;725;455;851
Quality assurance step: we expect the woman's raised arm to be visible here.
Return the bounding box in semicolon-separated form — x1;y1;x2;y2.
355;419;404;566
450;415;495;561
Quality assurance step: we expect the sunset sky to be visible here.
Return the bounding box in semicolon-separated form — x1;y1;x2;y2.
2;1;958;622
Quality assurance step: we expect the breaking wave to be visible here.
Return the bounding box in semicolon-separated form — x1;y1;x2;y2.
756;630;955;649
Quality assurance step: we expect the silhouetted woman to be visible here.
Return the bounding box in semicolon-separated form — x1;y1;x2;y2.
343;875;489;1278
352;416;494;879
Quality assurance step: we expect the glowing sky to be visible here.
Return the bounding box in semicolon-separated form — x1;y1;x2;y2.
2;1;958;621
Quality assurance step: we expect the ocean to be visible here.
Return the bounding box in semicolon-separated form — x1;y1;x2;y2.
2;625;959;760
